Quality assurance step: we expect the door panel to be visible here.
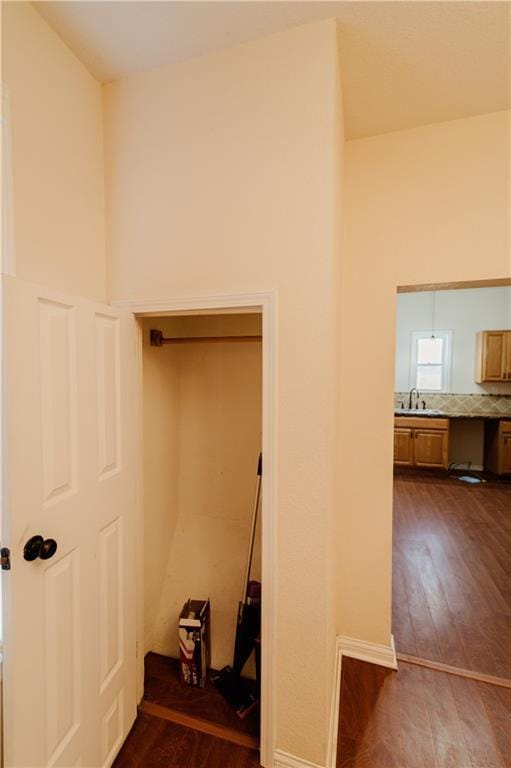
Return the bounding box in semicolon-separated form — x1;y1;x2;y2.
2;276;137;768
504;332;511;381
483;332;505;380
95;313;122;479
44;550;81;767
414;429;448;468
99;517;123;693
501;424;511;474
39;299;78;507
394;428;414;465
100;691;125;768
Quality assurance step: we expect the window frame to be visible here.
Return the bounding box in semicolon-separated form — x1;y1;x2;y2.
409;330;452;393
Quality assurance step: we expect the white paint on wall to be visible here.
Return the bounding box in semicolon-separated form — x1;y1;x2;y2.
2;2;106;301
341;109;510;655
395;287;511;395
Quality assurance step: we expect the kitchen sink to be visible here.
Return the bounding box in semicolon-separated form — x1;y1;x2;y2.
395;408;444;416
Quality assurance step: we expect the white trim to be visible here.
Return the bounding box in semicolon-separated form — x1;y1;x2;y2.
409;330;452;393
339;634;397;670
112;292;269;316
133;319;145;704
111;291;278;768
326;638;343;768
1;83;16;277
274;634;396;768
274;749;324;768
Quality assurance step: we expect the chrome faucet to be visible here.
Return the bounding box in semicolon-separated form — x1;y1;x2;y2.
408;388;420;409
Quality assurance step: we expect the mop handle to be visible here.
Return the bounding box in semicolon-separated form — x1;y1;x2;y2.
242;453;262;602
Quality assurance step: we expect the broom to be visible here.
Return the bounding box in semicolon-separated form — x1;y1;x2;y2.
213;453;262;718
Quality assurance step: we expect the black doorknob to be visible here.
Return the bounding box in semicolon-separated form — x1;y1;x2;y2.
23;535;58;562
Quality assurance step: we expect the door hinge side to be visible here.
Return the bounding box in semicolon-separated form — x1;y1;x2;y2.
1;546;11;570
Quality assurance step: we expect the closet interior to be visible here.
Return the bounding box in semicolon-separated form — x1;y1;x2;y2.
139;311;263;751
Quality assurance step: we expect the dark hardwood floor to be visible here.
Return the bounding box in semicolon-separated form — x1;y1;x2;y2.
393;469;511;679
113;653;260;768
112;711;261;768
337;657;511;768
338;470;511;767
143;653;259;739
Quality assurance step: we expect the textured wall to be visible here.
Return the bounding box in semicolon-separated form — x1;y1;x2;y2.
104;20;343;764
2;2;106;300
338;110;511;645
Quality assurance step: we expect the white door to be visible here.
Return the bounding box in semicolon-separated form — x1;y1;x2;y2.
1;276;138;768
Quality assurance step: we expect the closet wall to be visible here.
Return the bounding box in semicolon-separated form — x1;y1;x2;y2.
142;314;262;669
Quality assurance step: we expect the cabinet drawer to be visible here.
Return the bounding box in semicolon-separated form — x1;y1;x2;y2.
393;418;450;469
394;417;449;431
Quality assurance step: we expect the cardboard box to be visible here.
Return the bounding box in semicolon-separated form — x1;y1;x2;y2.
178;599;211;687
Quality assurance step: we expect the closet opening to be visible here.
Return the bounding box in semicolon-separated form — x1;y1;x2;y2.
138;308;264;759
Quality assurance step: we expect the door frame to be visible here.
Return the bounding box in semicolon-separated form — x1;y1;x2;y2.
111;291;277;768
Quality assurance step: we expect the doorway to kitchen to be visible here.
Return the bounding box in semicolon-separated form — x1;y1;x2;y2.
392;278;511;682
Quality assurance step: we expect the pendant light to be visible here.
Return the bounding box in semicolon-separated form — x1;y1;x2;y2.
430;291;436;339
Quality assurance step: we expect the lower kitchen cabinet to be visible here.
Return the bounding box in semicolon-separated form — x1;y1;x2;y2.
394;427;414;465
484;419;511;475
394;417;450;469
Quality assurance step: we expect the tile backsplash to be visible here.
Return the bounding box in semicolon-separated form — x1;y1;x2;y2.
394;392;511;416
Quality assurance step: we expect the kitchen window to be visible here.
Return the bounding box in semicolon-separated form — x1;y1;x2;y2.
410;330;452;392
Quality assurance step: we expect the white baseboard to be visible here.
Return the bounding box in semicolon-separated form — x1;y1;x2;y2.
339;634;397;670
274;749;324;768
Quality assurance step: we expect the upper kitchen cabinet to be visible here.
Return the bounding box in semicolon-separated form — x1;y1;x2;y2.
475;331;511;383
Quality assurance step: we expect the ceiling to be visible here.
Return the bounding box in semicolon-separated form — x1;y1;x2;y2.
33;1;511;139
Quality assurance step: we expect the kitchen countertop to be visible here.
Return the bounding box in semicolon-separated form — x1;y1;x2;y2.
395;411;511;420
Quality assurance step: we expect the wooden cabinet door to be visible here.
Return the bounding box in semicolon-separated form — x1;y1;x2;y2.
504;332;511;381
482;331;506;380
500;423;511;474
394;428;414;465
414;429;449;469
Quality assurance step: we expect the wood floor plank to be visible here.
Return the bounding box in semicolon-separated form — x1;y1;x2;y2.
143;653;259;738
139;700;259;750
396;653;511;689
337;658;511;768
392;470;511;678
113;712;262;768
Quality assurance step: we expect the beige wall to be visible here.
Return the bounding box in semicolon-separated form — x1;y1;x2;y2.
142;315;262;672
141;317;181;654
1;1;106;300
338;110;511;645
7;5;507;760
104;20;343;764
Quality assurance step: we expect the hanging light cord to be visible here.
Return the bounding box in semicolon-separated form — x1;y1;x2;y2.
431;291;436;339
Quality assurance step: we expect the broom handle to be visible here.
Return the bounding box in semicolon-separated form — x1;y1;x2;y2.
242;453;262;602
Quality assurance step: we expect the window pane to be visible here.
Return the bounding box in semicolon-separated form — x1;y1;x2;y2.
417;337;443;364
416;364;443;390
